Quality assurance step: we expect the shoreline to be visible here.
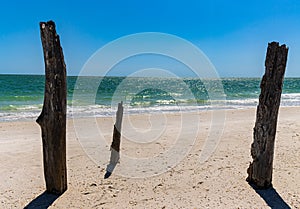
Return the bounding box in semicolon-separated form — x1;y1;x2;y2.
0;107;299;208
1;105;300;123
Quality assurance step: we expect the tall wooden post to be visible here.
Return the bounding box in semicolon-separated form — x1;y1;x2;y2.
247;42;288;188
37;21;67;194
111;101;124;153
104;101;124;179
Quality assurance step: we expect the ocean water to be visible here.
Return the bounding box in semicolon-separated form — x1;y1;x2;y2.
1;74;300;121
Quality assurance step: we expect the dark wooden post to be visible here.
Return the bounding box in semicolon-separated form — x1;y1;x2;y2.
247;42;288;188
111;101;124;152
37;20;67;194
104;101;124;179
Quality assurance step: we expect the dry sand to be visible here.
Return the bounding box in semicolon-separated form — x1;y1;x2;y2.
0;107;299;208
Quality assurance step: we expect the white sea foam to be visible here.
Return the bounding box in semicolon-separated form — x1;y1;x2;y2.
281;93;300;106
1;93;300;122
225;98;258;108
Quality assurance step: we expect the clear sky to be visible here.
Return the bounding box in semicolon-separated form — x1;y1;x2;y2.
0;0;299;77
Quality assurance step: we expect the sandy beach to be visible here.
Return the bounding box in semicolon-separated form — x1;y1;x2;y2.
0;107;299;208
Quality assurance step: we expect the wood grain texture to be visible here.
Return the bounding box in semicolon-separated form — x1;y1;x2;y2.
37;20;67;194
247;42;288;188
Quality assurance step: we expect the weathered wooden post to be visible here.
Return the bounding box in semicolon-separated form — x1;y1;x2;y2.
247;42;288;188
37;20;67;194
104;101;124;179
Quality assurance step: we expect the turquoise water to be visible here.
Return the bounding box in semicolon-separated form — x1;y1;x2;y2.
1;74;300;121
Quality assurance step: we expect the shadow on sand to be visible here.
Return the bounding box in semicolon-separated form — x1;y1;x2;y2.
24;191;60;209
250;183;291;209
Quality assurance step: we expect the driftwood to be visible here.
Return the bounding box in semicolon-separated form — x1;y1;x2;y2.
247;42;288;188
105;102;124;179
36;21;67;194
111;101;124;152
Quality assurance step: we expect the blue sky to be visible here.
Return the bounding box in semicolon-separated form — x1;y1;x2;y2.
0;0;299;77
